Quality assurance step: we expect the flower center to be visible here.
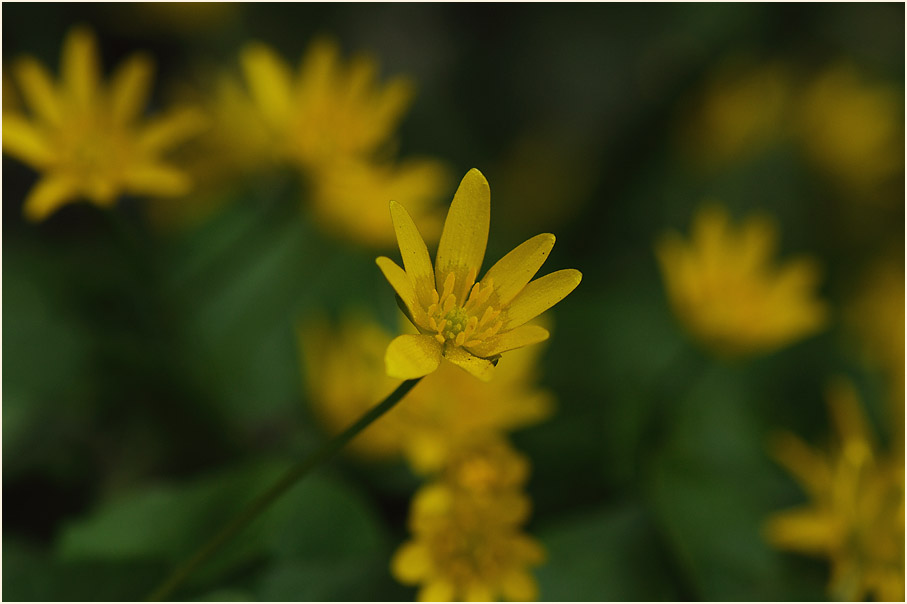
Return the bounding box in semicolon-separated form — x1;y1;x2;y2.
427;271;504;349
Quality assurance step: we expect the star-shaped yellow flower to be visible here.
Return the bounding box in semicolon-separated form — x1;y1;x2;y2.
656;203;828;357
377;169;582;381
2;26;204;221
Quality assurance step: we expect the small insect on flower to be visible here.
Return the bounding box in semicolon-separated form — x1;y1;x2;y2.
2;26;204;221
377;169;582;381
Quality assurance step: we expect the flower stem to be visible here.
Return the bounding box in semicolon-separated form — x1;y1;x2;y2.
145;377;422;602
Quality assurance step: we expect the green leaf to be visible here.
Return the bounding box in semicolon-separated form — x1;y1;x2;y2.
535;502;681;601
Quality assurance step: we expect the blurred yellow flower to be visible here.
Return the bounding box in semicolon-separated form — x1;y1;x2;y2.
2;26;204;221
298;315;553;473
310;157;448;248
378;169;582;381
766;379;905;602
656;203;828;357
239;38;414;171
391;447;545;602
850;262;905;447
679;60;792;169
796;64;903;199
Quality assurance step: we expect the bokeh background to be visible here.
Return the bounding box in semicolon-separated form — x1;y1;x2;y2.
3;2;904;601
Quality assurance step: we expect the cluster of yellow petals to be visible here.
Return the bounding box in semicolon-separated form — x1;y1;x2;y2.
681;60;903;201
299;314;554;601
2;26;204;221
765;379;905;602
299;316;553;473
656;203;828;358
180;37;448;247
378;168;582;381
797;64;904;198
391;438;545;602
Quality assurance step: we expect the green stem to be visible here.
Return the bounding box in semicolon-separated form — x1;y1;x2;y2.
146;377;423;602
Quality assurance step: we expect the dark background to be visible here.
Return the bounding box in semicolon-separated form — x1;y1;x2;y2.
3;3;904;601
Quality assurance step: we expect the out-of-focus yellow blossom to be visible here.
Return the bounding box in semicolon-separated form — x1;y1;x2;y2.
239;38;414;171
796;64;904;199
766;379;905;602
378;169;582;381
311;157;448;248
298;315;553;472
160;37;448;245
679;60;792;169
391;445;545;602
849;262;905;446
2;26;204;222
300;316;405;460
656;203;828;357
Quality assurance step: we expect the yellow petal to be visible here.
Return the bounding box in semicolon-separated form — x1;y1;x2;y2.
122;162;191;197
109;53;154;125
23;175;79;222
297;37;339;95
500;571;539;602
482;233;556;306
504;269;582;329
764;507;838;554
466;324;550;358
386;334;442;379
825;378;874;452
435;168;490;302
418;579;455;603
769;432;831;497
376;256;427;327
464;582;495;602
240;42;294;126
138;107;206;153
61;26;100;108
390;200;435;307
390;542;432;584
13;57;62;124
2;114;55;168
443;346;495;381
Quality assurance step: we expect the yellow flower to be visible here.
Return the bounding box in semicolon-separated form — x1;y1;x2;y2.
656;203;828;357
796;63;903;199
766;379;905;602
2;26;204;221
849;262;905;448
299;316;405;460
377;169;582;381
391;460;545;601
679;60;792;169
238;37;414;171
298;315;554;472
310;156;449;248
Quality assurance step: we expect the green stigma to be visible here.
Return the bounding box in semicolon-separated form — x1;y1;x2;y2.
442;306;469;340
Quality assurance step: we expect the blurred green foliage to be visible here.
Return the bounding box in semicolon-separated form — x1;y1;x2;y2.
3;2;903;601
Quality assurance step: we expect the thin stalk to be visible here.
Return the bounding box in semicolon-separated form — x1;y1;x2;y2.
146;377;423;602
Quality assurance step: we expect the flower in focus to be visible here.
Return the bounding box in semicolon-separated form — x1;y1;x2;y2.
298;314;554;472
796;63;904;200
2;26;204;222
391;439;545;602
378;168;582;381
656;203;828;357
766;379;905;602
